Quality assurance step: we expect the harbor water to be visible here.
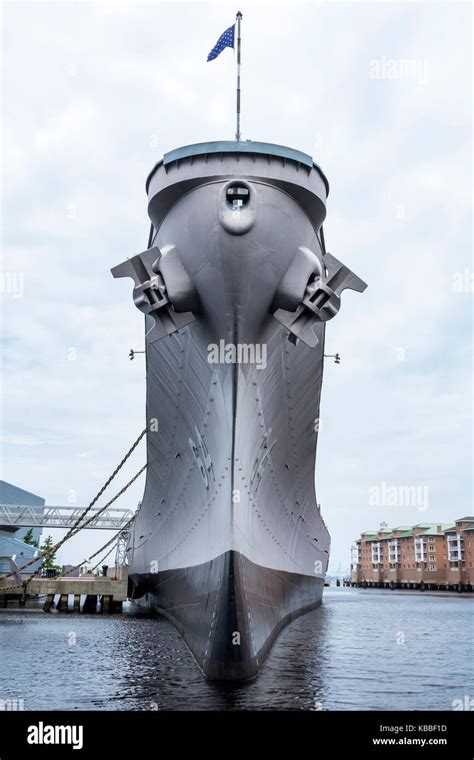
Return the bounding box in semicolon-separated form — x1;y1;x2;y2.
0;587;472;711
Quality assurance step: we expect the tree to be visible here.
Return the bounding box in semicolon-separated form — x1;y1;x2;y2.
23;528;38;547
40;535;61;570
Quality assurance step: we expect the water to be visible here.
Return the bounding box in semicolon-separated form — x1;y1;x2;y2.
0;588;472;711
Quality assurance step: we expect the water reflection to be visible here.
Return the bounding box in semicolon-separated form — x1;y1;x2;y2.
0;588;472;710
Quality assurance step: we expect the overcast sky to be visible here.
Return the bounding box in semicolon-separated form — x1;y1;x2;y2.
1;0;472;572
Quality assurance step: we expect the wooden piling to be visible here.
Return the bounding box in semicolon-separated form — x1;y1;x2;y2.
83;595;98;613
57;593;69;612
100;595;110;614
43;593;55;612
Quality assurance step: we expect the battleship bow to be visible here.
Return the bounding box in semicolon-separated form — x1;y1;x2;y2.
112;141;366;680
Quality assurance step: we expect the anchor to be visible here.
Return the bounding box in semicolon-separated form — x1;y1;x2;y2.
111;245;198;343
273;251;367;348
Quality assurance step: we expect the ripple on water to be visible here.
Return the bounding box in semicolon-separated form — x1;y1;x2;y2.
0;588;472;710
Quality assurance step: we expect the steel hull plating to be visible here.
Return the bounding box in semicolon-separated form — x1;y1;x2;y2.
131;551;324;680
123;143;333;680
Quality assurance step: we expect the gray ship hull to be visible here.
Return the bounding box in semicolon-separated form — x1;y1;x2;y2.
132;551;323;680
112;141;365;680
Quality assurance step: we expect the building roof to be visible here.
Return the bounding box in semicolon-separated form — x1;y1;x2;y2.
359;522;460;541
362;531;404;541
0;535;40;556
409;523;453;535
0;481;45;542
0;535;42;575
0;480;45;506
423;524;454;535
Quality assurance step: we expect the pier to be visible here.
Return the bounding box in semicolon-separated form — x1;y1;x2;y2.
346;579;472;592
0;566;128;613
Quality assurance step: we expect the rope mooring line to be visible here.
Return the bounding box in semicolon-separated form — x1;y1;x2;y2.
0;493;140;595
0;429;147;588
22;467;145;592
68;428;146;535
54;512;136;582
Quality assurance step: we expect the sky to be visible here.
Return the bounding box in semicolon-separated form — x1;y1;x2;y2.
0;0;472;573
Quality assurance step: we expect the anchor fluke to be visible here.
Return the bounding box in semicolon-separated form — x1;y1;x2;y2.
111;245;198;343
273;250;367;347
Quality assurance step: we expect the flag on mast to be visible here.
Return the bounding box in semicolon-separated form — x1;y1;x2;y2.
207;25;235;61
206;13;243;141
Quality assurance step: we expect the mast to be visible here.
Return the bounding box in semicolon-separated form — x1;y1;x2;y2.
235;11;242;141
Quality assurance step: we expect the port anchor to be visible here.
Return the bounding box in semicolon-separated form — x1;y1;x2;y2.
111;245;198;343
273;252;367;348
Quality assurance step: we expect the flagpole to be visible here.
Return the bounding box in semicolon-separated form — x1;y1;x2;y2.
235;11;242;141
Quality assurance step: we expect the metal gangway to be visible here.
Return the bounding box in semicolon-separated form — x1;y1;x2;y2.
0;504;135;530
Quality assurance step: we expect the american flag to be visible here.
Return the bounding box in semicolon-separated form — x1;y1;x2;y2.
207;25;235;61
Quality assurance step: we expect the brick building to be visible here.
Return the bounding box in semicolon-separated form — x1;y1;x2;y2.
351;517;474;591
